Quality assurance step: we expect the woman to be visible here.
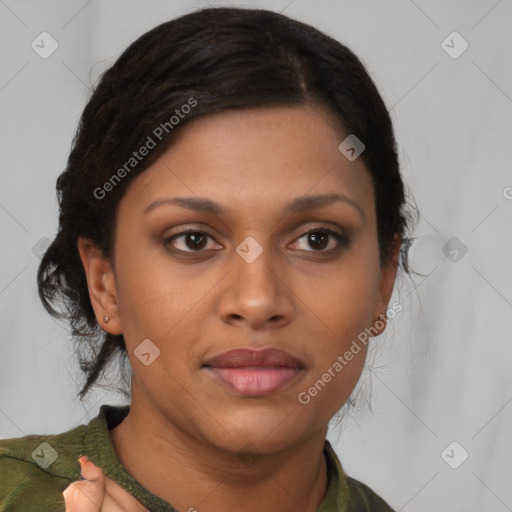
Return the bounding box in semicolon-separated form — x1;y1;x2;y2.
0;6;413;511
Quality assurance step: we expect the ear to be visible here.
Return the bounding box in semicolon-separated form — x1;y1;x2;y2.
370;234;402;336
77;236;123;335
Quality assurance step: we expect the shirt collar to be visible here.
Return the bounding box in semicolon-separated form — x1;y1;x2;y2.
88;404;351;511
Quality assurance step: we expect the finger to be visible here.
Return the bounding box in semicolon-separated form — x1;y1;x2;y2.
78;456;105;482
63;481;104;511
74;456;149;511
63;456;106;511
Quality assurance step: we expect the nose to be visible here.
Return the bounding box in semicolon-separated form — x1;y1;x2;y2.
216;239;295;331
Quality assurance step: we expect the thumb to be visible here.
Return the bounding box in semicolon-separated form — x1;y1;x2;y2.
63;456;106;511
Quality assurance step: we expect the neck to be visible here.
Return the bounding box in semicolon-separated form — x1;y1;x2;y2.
109;400;329;512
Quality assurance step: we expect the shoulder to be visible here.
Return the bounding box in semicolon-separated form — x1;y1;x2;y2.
345;475;396;512
323;439;395;511
0;423;88;511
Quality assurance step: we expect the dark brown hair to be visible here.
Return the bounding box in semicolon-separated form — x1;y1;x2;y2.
37;6;416;400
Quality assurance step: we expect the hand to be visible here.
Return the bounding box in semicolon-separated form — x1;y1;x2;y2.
63;455;149;511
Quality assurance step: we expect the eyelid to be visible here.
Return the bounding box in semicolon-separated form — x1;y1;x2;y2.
291;227;348;253
162;223;349;254
163;228;222;252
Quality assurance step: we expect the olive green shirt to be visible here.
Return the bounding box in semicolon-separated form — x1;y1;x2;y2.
0;404;395;511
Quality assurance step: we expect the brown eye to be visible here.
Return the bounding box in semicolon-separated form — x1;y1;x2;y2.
307;231;329;250
164;230;218;252
292;228;348;254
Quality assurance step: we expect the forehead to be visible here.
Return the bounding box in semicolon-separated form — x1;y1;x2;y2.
119;105;375;221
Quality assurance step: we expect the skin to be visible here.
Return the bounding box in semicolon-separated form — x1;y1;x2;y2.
63;457;148;511
74;104;400;511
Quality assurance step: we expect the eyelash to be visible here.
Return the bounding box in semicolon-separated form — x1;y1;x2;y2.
163;227;349;257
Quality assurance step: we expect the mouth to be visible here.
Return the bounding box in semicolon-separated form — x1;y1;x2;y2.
202;347;304;397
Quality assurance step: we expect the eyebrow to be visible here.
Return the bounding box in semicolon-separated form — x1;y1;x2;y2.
143;192;365;221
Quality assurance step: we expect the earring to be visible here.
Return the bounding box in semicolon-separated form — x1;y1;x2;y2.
103;316;110;323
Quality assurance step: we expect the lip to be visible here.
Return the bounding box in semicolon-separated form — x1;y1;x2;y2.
203;347;304;397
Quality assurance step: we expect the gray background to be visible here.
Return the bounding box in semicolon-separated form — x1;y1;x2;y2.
1;1;511;510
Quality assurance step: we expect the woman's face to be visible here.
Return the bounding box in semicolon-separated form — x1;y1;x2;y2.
82;104;398;455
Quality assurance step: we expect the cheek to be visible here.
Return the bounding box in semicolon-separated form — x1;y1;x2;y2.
303;251;378;391
113;242;180;344
315;257;379;338
113;243;215;377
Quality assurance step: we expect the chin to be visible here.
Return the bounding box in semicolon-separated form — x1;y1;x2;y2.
203;406;311;454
